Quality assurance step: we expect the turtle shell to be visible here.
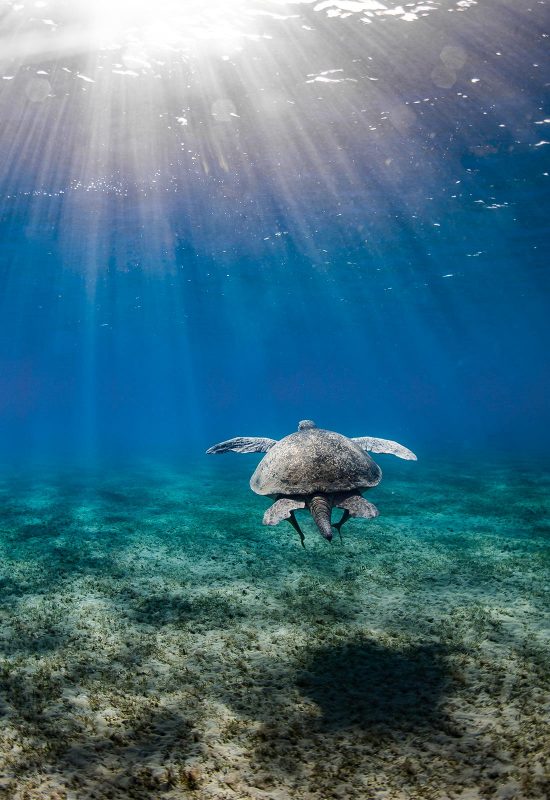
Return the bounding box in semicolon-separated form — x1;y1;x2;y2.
250;427;382;496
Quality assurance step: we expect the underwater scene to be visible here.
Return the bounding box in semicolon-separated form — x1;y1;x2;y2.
0;1;549;798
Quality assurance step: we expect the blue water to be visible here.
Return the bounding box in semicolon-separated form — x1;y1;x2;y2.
0;2;549;798
0;0;548;466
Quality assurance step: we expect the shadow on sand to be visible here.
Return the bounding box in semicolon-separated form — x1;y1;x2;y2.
0;665;199;797
296;638;449;732
219;634;455;782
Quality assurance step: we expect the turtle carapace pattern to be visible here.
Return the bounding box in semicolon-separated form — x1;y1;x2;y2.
206;420;417;546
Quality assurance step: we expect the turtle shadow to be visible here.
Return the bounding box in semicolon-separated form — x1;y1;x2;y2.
296;638;449;731
220;637;454;780
220;636;451;735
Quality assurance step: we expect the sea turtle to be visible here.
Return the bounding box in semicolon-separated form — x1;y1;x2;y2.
206;420;416;546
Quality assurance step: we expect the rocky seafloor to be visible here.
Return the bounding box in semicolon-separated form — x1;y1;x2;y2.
0;456;548;800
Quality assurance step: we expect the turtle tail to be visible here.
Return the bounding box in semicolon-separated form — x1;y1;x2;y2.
308;495;333;541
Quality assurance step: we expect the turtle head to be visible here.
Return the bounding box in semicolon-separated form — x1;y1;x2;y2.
298;420;317;431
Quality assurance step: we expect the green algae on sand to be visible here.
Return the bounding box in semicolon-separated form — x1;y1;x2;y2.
0;458;548;799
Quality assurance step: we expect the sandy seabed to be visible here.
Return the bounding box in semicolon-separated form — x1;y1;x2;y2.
0;457;548;800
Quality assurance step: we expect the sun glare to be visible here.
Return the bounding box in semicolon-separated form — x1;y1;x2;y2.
7;0;271;60
2;1;460;67
86;0;257;53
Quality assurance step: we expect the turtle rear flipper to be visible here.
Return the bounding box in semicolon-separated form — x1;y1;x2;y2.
263;498;306;525
332;494;379;540
335;494;379;519
353;436;417;461
263;498;307;548
206;437;277;454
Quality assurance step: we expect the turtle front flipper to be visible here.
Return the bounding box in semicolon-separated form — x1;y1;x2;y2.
352;436;417;461
206;437;277;454
263;498;307;548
